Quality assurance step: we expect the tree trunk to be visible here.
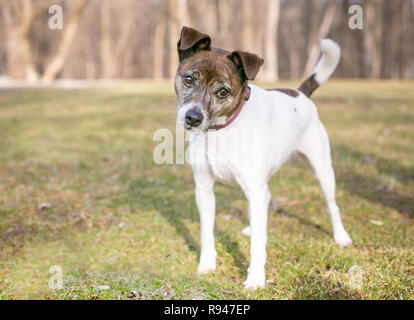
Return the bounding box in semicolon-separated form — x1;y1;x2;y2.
363;1;380;78
280;1;303;79
2;3;25;79
167;0;190;78
399;0;411;78
113;1;134;78
242;0;265;55
302;0;336;78
20;0;39;82
200;0;217;39
2;0;39;81
167;0;179;79
153;8;166;79
42;0;86;83
242;0;253;51
177;0;191;27
380;0;391;79
100;0;114;78
216;0;231;47
263;0;280;82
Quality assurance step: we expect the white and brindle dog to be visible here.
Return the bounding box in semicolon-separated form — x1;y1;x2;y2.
174;27;352;289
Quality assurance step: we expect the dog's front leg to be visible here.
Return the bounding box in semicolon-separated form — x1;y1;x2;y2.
243;184;270;289
193;166;217;274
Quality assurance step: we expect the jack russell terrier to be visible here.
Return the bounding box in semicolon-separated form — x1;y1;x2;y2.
174;27;352;289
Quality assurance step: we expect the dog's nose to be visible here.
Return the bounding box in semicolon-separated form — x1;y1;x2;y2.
185;110;203;127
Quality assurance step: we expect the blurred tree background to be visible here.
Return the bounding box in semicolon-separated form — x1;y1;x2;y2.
0;0;413;83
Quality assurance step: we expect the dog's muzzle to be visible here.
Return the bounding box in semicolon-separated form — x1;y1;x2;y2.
185;109;203;128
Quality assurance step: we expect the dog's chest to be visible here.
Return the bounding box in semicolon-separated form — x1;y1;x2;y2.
190;129;262;185
206;137;245;185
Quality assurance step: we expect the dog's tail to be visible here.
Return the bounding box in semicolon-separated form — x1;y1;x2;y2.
298;39;340;97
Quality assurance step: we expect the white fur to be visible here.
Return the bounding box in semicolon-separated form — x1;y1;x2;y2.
184;41;351;290
313;39;341;84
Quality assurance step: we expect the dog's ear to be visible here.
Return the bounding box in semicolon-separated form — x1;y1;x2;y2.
229;51;264;81
177;26;211;62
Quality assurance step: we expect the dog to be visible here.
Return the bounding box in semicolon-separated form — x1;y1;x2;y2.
174;26;352;289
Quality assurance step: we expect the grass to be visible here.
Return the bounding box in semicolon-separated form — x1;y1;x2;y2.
0;80;413;300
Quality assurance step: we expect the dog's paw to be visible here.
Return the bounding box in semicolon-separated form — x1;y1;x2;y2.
334;229;353;247
197;263;216;275
197;253;217;274
241;226;250;237
243;270;265;290
243;277;265;290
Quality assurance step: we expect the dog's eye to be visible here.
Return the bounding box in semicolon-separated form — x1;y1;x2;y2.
182;76;193;87
217;88;230;99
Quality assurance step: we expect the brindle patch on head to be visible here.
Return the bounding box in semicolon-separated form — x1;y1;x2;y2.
175;47;247;125
268;88;299;98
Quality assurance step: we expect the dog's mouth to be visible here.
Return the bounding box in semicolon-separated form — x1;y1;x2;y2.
179;114;229;132
182;121;208;132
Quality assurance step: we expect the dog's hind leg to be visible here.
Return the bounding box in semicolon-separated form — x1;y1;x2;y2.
297;122;352;247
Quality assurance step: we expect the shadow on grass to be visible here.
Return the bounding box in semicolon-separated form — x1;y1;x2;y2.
289;143;414;218
275;208;331;236
215;228;248;278
123;176;248;276
122;177;200;257
333;144;414;218
334;144;414;188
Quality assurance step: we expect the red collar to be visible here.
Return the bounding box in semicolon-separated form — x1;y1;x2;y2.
208;86;251;130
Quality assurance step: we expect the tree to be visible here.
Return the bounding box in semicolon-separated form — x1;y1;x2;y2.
42;0;86;83
280;0;304;79
1;0;413;81
302;0;336;78
1;0;87;83
100;0;114;78
363;0;381;78
153;2;167;79
167;0;190;78
263;0;280;82
2;0;51;82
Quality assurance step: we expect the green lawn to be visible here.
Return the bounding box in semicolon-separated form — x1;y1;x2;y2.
0;80;413;299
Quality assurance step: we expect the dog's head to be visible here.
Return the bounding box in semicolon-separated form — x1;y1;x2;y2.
175;27;264;131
